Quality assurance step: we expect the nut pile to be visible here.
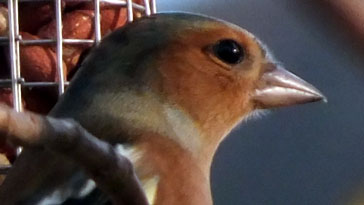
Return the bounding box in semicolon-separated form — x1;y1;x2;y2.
0;0;147;165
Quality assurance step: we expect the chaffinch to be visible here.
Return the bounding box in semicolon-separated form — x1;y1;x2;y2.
0;12;325;204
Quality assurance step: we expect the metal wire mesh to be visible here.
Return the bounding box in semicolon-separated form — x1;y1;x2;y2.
0;0;157;113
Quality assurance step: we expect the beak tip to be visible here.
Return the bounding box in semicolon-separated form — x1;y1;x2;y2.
319;95;328;103
309;89;327;104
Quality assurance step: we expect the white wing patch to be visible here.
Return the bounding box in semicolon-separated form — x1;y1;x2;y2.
115;143;142;164
115;144;159;204
141;176;160;205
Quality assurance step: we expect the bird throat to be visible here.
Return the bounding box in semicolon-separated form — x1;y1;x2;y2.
116;135;213;205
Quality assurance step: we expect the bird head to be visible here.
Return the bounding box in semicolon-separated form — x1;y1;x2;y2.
54;12;325;167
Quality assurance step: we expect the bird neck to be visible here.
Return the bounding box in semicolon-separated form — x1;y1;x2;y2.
125;132;213;205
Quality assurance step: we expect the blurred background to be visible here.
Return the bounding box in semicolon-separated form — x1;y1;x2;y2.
157;0;364;204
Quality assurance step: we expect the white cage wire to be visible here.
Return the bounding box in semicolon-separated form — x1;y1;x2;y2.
0;0;157;113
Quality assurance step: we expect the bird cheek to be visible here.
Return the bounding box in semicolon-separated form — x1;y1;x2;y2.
215;74;235;90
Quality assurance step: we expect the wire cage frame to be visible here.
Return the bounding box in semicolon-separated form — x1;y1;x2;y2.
0;0;157;113
0;0;157;173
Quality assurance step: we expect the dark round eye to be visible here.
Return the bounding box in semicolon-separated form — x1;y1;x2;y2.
212;39;244;65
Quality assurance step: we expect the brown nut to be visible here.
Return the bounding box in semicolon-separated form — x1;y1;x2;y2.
38;10;94;73
79;3;129;35
0;6;8;36
20;32;67;82
38;10;94;41
19;1;66;34
100;8;128;36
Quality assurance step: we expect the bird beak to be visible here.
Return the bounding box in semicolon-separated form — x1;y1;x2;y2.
253;63;327;108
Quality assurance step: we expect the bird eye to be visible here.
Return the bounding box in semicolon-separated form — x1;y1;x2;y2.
212;39;244;65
